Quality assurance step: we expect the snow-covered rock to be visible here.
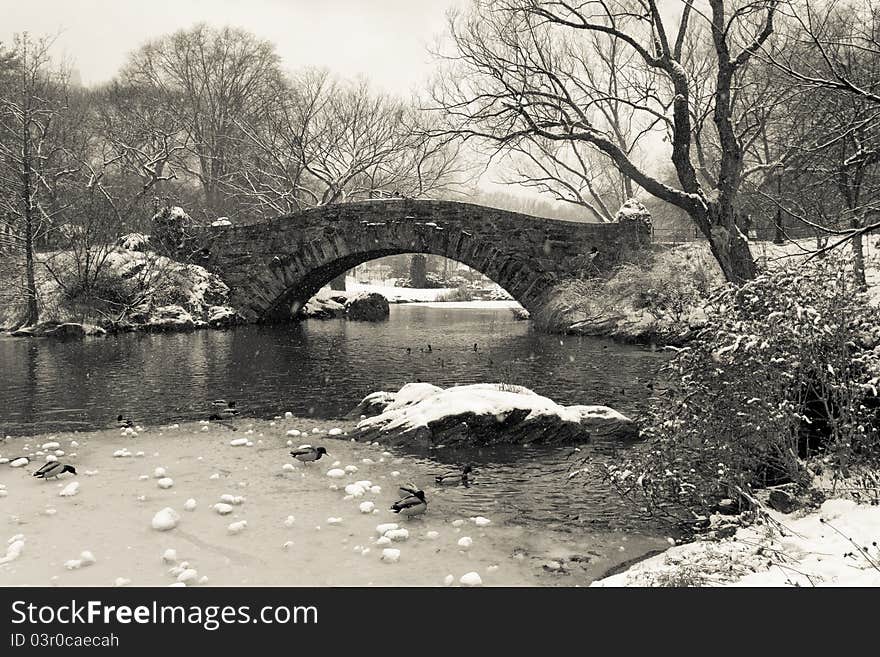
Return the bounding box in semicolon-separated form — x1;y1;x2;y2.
213;503;233;515
183;498;197;511
151;508;180;531
59;482;80;497
385;528;409;542
459;572;483;586
380;548;401;563
157;477;174;489
0;537;25;565
227;520;248;535
354;382;636;446
326;468;345;478
359;501;375;514
457;536;473;549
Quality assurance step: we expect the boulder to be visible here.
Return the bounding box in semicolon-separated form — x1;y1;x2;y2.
45;323;106;339
768;487;798;514
344;292;389;321
207;305;242;328
353;382;636;447
302;297;346;319
145;305;195;332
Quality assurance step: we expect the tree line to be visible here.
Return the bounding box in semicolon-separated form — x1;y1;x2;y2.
430;0;880;286
0;25;468;324
3;2;880;326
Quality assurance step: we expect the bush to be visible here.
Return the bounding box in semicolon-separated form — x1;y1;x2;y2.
598;256;880;525
436;285;474;302
535;245;720;337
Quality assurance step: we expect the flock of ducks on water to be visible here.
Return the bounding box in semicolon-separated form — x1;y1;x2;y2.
8;401;474;521
289;444;474;518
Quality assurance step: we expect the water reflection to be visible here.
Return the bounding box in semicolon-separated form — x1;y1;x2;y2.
0;305;666;435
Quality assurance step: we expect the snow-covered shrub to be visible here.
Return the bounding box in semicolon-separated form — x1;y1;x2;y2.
602;255;880;524
536;245;719;337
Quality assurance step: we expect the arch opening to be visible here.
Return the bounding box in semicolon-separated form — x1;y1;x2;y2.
262;248;539;322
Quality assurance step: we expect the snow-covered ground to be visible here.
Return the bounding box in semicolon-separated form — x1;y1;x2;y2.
593;499;880;587
343;279;455;303
0;418;661;586
341;277;520;307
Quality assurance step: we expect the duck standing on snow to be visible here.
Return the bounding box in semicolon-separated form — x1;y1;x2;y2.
435;464;473;485
290;446;328;463
391;490;427;517
33;461;77;480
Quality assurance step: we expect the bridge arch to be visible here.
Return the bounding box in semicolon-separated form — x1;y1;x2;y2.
159;199;648;323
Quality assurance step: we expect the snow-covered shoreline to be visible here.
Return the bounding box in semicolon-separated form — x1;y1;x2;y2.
592;498;880;587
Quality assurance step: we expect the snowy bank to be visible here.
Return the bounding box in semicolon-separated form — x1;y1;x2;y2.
2;244;245;336
353;383;637;446
592;498;880;587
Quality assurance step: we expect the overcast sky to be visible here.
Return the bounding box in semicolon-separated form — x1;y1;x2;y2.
0;0;461;95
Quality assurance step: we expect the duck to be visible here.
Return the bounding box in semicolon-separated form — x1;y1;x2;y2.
473;343;478;352
209;401;239;421
390;490;427;517
210;399;232;408
116;414;134;428
33;461;77;480
435;464;473;485
290;446;328;463
398;481;422;498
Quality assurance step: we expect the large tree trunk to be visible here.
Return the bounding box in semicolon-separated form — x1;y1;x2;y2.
22;113;38;326
851;221;867;291
23;217;38;325
699;203;758;284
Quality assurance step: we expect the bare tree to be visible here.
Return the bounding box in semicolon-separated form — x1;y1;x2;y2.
766;0;880;282
227;70;470;218
432;0;785;283
497;30;659;222
120;24;285;216
0;34;75;326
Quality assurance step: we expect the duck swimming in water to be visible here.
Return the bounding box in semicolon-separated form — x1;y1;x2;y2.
290;446;328;463
116;414;134;428
435;464;473;485
209;401;239;421
390;489;427;517
398;481;422;498
33;461;77;480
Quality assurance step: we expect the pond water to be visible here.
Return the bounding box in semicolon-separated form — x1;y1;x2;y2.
0;305;672;549
0;305;665;433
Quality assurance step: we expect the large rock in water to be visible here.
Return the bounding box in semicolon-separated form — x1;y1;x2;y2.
344;292;389;321
302;292;390;321
352;383;638;446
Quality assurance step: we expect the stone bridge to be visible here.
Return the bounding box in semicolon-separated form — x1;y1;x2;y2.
156;199;649;322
